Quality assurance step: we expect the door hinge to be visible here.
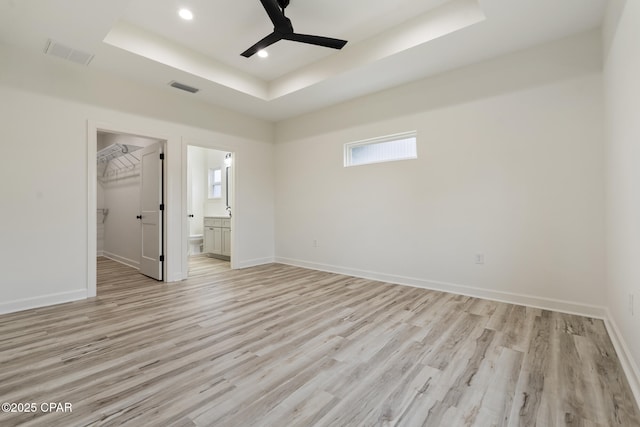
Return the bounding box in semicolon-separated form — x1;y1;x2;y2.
160;204;165;211
159;255;165;262
159;153;165;160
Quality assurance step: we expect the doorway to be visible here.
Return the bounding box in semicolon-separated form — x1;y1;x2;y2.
186;145;233;277
95;130;166;292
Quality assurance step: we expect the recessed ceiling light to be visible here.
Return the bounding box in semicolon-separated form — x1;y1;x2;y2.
179;8;193;20
257;49;269;58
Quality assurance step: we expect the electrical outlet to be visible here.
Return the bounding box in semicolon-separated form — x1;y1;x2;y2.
630;293;635;316
475;253;485;265
313;239;318;248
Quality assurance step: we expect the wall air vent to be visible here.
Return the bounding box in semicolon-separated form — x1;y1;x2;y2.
44;39;94;66
169;81;200;94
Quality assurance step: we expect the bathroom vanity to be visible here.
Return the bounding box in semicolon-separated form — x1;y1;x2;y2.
203;217;231;260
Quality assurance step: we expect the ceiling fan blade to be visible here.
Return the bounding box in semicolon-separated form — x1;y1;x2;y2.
241;32;283;58
282;33;348;50
242;0;349;58
259;0;289;28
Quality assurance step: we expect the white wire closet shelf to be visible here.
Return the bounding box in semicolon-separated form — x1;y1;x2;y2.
97;143;143;182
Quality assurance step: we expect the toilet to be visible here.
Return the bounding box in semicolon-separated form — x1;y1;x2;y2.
189;234;203;255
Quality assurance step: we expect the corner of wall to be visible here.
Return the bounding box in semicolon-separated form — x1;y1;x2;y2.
604;309;640;409
602;0;640;411
275;257;607;319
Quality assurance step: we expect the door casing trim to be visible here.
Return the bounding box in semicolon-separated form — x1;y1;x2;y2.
87;120;169;297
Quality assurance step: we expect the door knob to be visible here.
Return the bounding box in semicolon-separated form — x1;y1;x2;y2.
188;214;194;218
136;215;142;219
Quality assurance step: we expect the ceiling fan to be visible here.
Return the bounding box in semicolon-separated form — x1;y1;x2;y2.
241;0;348;58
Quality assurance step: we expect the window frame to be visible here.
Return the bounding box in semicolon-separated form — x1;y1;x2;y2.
208;167;222;199
344;131;418;167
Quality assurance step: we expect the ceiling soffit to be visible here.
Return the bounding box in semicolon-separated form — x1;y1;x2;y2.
103;0;485;101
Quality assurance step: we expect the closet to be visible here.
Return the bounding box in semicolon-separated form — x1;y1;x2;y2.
96;131;164;278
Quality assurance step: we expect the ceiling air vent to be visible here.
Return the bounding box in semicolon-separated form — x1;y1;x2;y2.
169;81;200;94
44;39;94;66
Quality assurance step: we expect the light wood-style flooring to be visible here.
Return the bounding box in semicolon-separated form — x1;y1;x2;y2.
0;256;638;426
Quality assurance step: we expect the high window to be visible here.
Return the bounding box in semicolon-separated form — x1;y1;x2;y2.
344;131;417;167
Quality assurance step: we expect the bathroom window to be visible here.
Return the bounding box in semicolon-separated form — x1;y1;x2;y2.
344;131;417;167
208;168;222;199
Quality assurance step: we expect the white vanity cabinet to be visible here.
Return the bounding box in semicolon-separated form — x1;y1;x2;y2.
204;217;231;260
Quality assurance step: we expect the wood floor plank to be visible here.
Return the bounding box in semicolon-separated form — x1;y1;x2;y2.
0;257;638;426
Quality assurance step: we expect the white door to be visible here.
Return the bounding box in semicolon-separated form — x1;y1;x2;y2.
139;142;163;280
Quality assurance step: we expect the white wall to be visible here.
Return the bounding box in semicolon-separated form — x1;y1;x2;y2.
102;172;142;267
0;43;275;313
275;30;605;314
603;0;640;397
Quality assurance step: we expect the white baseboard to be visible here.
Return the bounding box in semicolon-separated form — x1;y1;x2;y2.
167;272;182;282
274;257;607;319
103;252;140;270
97;250;104;257
278;257;638;410
234;257;275;269
0;289;87;315
603;310;640;409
